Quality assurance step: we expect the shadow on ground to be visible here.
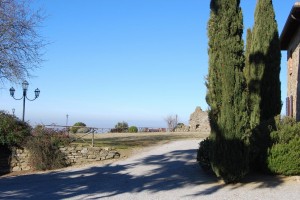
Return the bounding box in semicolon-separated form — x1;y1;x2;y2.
0;147;286;199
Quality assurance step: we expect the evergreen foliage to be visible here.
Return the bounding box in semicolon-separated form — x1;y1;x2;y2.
267;120;300;175
244;28;252;85
207;0;250;183
248;0;281;128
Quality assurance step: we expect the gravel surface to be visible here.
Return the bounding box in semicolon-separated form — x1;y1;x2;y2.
0;139;299;200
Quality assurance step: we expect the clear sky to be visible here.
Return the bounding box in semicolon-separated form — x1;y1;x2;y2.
0;0;298;128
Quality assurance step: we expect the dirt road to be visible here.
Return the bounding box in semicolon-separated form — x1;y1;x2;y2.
0;140;299;200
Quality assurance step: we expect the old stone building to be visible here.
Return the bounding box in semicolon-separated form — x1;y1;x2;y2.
280;2;300;121
189;106;210;132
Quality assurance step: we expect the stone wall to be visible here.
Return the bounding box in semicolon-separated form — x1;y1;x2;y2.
10;148;31;172
60;146;120;166
1;145;120;173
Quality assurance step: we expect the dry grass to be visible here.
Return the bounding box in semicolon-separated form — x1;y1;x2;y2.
70;132;209;158
70;132;209;157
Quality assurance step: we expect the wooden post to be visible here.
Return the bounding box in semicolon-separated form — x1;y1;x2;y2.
92;132;94;147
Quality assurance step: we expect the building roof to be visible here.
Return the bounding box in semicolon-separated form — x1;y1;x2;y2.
280;2;300;50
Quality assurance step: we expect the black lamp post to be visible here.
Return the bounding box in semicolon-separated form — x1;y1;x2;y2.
9;80;40;122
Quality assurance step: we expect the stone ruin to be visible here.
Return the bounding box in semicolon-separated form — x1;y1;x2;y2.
189;106;210;132
174;106;210;132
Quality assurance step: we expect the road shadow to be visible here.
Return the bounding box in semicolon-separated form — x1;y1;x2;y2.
0;146;286;199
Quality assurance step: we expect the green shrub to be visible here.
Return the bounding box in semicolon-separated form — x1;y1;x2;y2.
267;138;300;175
270;121;299;144
70;122;86;133
0;111;31;147
196;137;211;171
26;127;70;170
266;122;300;175
128;126;138;133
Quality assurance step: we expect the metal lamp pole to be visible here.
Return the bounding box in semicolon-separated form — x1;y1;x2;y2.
9;80;40;122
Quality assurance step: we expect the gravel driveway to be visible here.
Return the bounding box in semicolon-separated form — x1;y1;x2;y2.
0;140;299;200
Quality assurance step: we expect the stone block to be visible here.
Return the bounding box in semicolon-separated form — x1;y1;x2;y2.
88;155;96;159
12;166;21;172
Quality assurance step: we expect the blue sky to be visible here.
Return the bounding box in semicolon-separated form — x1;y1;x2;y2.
0;0;298;128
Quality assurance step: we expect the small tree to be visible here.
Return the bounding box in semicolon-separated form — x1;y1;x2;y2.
165;115;178;132
115;121;128;132
70;122;86;133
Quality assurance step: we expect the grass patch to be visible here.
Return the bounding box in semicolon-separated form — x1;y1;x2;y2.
71;132;209;150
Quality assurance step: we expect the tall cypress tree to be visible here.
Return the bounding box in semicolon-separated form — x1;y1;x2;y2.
248;0;281;128
207;0;249;183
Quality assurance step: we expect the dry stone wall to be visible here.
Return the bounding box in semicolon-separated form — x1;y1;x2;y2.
1;145;120;173
60;146;120;165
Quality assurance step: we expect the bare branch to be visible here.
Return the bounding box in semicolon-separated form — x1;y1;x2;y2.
0;0;46;85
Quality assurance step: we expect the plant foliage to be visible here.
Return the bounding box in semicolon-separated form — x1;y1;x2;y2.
114;121;128;133
0;111;31;146
70;122;86;133
196;138;211;171
128;126;138;133
207;0;250;183
248;0;281;128
26;126;70;170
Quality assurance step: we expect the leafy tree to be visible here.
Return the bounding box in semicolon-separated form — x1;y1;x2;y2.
115;121;128;132
0;0;45;85
248;0;281;128
207;0;250;183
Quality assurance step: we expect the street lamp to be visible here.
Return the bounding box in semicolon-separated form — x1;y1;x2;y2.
9;80;40;122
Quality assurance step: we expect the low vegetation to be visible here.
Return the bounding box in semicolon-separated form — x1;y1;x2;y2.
26;126;70;170
128;126;138;133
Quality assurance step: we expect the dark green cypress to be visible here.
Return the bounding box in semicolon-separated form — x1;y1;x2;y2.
248;0;281;128
206;0;222;129
244;28;252;85
207;0;250;183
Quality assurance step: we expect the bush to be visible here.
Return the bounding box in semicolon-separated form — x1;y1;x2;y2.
128;126;138;133
0;111;31;147
266;122;300;175
267;138;300;175
196;137;211;171
26;126;70;170
70;122;86;133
